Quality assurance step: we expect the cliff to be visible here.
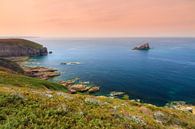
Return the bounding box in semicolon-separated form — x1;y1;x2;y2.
0;39;48;57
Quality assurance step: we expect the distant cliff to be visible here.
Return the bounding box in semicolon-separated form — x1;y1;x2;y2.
0;39;48;57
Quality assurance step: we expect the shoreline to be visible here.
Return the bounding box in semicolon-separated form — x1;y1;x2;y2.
8;56;101;94
6;56;195;108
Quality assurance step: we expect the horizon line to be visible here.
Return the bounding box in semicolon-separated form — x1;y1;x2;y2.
0;35;195;39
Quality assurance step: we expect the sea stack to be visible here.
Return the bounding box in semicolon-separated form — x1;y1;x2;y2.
0;39;48;57
133;43;150;50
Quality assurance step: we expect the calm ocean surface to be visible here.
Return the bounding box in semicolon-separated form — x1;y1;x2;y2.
27;38;195;106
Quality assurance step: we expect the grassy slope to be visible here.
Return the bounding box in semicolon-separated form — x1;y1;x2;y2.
0;39;43;49
0;71;67;92
0;58;24;73
0;70;195;129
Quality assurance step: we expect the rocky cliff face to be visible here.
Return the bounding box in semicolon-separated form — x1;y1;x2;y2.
0;39;48;57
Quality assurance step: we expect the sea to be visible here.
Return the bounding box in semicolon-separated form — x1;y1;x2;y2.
26;37;195;106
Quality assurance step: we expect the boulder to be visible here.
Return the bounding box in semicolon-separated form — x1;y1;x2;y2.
133;43;150;50
61;62;80;65
153;111;168;124
110;91;125;97
69;84;89;92
59;79;100;93
59;80;75;88
88;86;100;93
68;89;77;94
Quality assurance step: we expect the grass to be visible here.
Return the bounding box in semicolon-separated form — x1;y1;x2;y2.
0;70;195;129
0;70;67;92
0;39;43;49
0;58;24;73
0;86;194;129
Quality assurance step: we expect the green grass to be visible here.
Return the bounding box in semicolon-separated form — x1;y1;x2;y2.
0;58;24;73
0;70;195;129
0;39;43;49
0;71;67;92
0;86;194;129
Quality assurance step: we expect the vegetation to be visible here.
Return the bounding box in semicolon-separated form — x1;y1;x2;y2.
0;39;43;49
0;70;67;92
0;58;24;73
0;69;195;129
122;94;130;100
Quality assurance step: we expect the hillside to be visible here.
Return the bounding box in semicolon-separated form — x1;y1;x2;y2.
0;70;67;92
0;39;43;49
0;58;24;73
0;39;48;57
0;69;195;129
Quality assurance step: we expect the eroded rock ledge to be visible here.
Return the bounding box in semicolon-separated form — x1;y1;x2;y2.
59;79;100;94
24;66;60;80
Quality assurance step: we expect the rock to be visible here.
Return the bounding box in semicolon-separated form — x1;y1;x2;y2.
24;66;57;73
24;66;60;80
68;89;77;94
110;91;125;97
59;79;100;93
44;93;53;98
59;78;80;88
153;111;168;124
69;84;89;92
176;106;193;113
166;101;194;114
40;47;48;56
183;107;193;113
59;81;74;88
88;86;100;93
0;39;48;57
49;51;53;54
68;85;99;93
133;43;150;50
61;62;80;65
82;81;90;84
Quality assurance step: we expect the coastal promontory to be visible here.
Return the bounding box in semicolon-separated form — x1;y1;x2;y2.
0;39;48;57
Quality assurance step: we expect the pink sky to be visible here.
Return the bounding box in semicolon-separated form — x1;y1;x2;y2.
0;0;195;37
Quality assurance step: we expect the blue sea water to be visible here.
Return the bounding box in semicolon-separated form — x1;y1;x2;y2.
27;37;195;106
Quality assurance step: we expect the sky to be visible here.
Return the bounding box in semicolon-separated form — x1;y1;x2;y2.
0;0;195;37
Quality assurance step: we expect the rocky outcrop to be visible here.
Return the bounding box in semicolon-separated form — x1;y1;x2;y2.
109;91;125;97
0;39;48;57
88;86;100;93
24;66;60;80
133;43;150;50
59;79;100;94
166;101;195;114
61;62;80;65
